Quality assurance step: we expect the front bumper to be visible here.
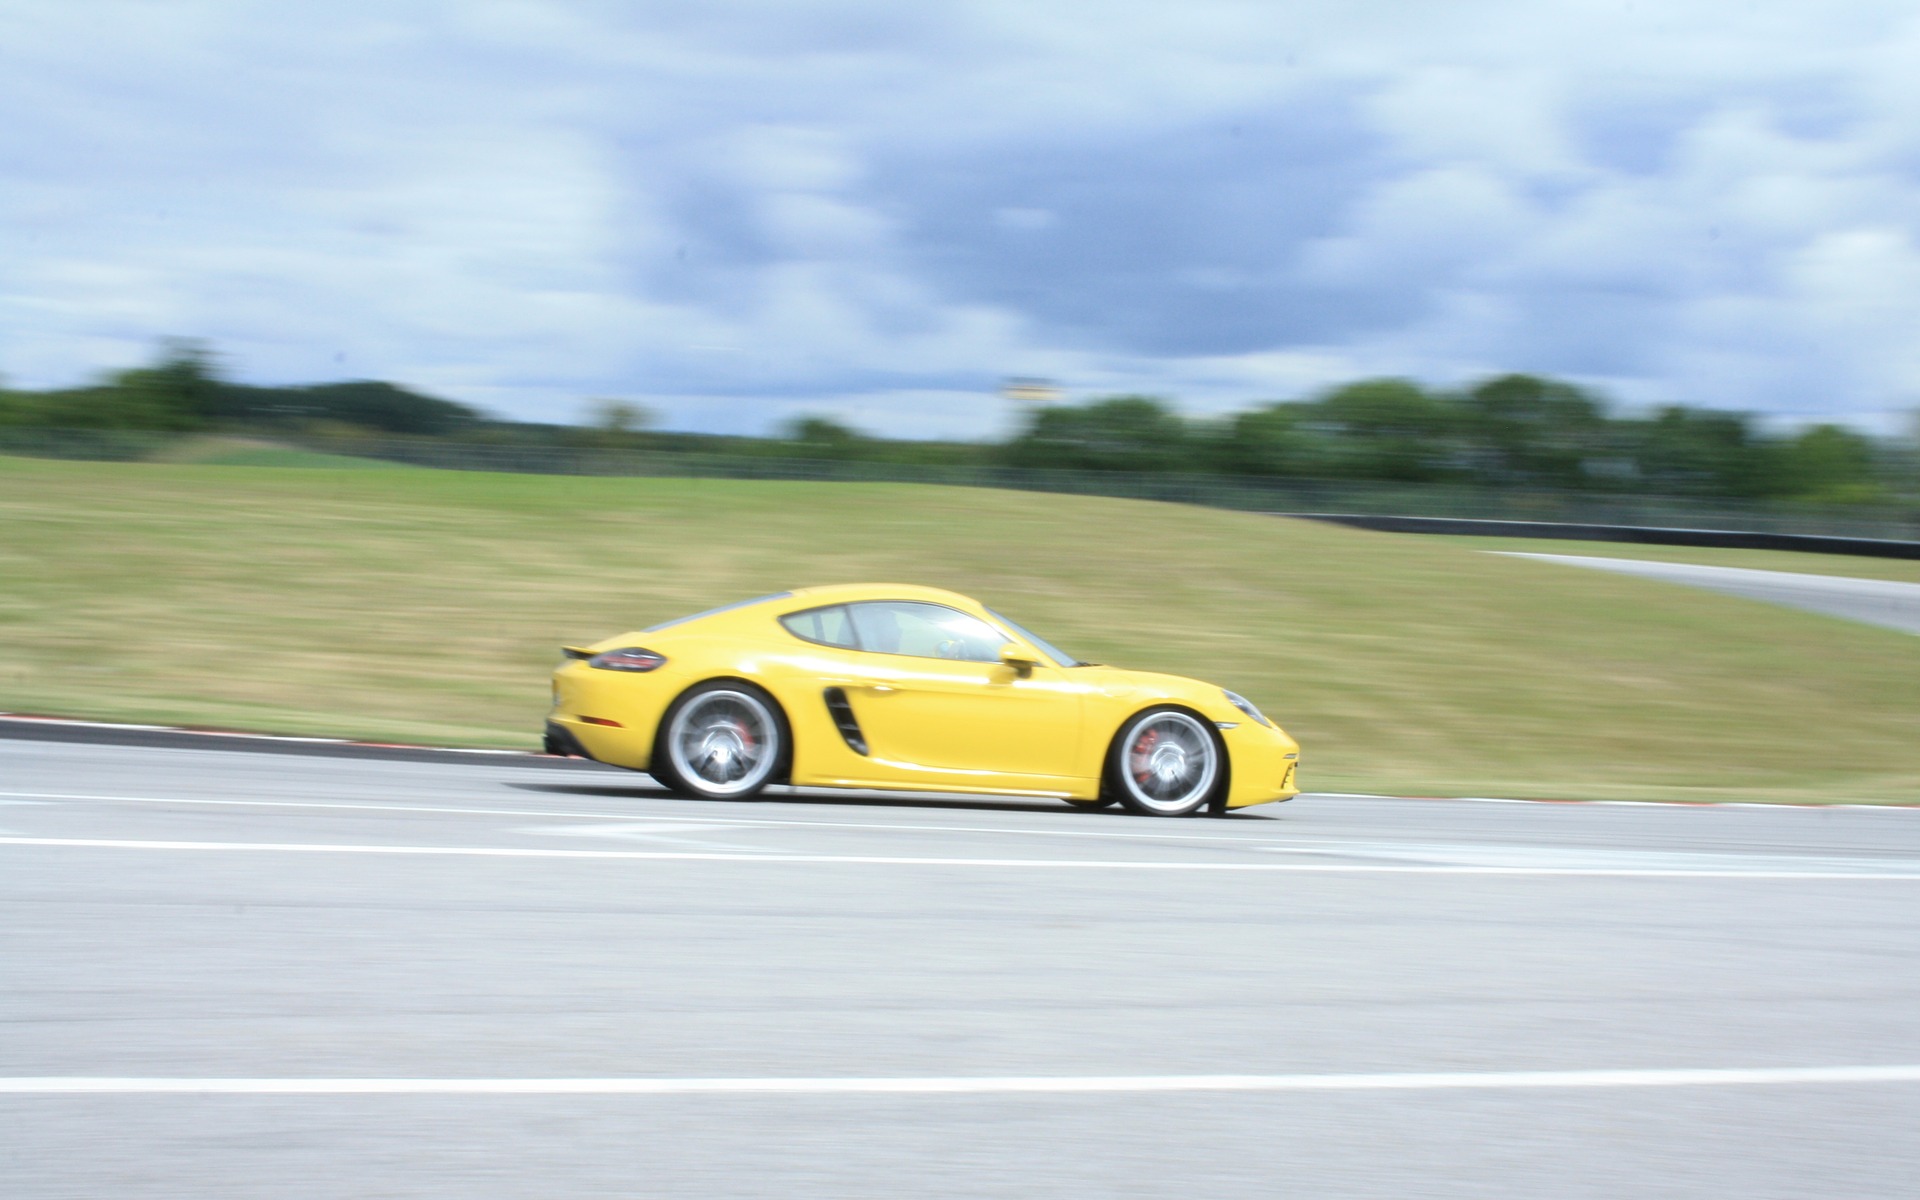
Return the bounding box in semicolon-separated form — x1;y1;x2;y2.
1219;723;1302;809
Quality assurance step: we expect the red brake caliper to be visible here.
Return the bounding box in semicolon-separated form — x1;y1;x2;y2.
1132;729;1158;784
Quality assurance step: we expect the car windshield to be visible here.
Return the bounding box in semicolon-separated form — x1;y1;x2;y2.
643;591;794;633
987;609;1087;668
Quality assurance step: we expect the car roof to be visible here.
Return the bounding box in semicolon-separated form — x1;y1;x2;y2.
783;583;981;609
613;584;997;647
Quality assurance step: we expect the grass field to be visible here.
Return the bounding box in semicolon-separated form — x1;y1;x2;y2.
3;455;1916;803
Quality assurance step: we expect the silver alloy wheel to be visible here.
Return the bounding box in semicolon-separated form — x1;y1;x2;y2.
666;688;780;798
1115;709;1219;816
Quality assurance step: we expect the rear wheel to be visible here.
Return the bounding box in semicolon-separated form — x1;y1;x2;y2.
1110;708;1220;817
653;682;785;800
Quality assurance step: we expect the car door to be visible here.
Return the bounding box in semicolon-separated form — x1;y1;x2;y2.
835;600;1084;786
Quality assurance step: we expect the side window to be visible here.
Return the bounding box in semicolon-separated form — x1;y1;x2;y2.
848;602;1009;663
779;604;859;649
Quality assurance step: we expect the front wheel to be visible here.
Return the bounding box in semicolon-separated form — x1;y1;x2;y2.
653;682;785;800
1110;708;1221;817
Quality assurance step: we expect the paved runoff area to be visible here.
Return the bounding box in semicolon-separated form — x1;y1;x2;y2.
1497;552;1920;636
4;735;1919;1198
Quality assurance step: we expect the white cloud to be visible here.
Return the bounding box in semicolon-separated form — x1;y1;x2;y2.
1366;67;1580;177
1298;165;1542;285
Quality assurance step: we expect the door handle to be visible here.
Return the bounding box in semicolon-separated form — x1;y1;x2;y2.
867;684;897;693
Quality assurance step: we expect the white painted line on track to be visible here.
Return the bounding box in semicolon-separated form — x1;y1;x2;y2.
7;1065;1920;1096
6;835;1920;878
0;790;1313;848
9;789;1917;874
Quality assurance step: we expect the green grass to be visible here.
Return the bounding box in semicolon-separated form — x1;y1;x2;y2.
2;455;1916;803
1438;535;1920;584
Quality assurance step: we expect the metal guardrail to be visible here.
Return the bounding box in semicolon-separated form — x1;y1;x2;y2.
6;427;1919;544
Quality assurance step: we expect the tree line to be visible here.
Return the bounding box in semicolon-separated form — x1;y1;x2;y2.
0;340;479;437
3;340;1913;504
1001;381;1909;503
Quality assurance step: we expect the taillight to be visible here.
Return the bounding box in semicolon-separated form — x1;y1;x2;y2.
587;647;668;672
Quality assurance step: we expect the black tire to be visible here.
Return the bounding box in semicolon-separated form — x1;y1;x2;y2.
1109;706;1223;818
651;680;788;800
1061;797;1119;810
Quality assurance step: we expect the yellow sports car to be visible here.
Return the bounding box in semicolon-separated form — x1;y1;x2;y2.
544;584;1300;817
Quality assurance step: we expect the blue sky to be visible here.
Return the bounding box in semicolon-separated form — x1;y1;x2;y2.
4;1;1919;437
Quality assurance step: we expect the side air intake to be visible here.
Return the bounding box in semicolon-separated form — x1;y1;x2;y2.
822;687;868;755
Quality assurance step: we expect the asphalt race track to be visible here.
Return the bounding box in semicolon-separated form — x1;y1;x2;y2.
5;735;1920;1198
1497;552;1920;636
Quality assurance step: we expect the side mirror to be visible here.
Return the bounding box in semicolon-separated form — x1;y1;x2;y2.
998;645;1037;679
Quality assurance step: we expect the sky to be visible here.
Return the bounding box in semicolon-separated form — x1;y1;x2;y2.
4;1;1920;439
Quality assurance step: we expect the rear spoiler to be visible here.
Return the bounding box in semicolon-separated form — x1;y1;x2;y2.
562;646;597;660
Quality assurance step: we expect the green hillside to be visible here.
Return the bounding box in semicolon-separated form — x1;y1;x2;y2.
2;455;1915;803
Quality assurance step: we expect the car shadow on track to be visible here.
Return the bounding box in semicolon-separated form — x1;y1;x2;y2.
508;780;1281;819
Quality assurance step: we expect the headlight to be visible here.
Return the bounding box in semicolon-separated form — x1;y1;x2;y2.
1221;689;1272;727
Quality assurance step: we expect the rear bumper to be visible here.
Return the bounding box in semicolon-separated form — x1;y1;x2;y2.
544;716;653;769
549;659;672;769
542;720;593;761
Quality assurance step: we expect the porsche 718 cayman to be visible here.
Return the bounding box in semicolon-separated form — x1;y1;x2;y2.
544;584;1300;817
